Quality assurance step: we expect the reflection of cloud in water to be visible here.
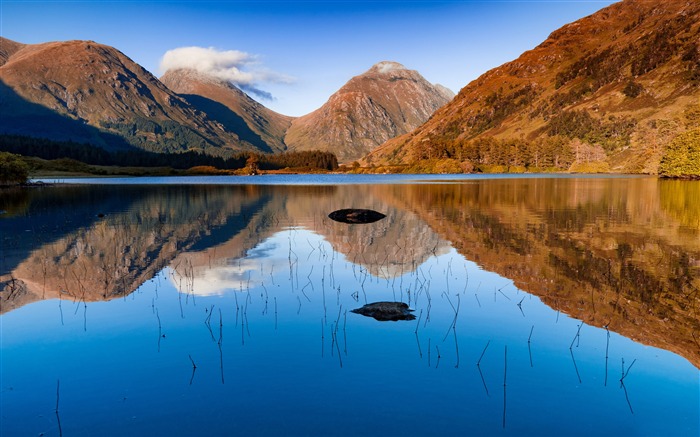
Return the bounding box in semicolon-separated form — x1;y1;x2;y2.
246;241;279;260
169;237;289;296
167;260;258;296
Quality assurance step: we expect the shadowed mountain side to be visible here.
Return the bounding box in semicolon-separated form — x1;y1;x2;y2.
160;69;292;154
0;80;135;150
374;178;700;368
0;38;262;156
0;185;155;278
0;186;274;313
179;94;272;153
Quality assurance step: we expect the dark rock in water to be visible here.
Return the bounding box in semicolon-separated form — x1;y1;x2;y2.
350;301;415;321
328;209;386;224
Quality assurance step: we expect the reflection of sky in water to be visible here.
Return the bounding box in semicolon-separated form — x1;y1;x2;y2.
5;228;696;436
2;178;700;436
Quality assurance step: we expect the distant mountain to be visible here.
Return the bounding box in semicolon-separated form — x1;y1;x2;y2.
160;69;293;153
364;0;700;174
285;61;454;163
0;37;262;156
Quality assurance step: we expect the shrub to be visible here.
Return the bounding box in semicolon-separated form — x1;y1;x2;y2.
659;129;700;178
0;152;29;185
622;81;644;98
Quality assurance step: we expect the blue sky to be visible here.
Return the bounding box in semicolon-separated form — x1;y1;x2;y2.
1;1;617;116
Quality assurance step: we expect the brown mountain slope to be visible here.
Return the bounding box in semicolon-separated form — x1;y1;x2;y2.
364;0;700;174
160;69;293;153
0;37;261;155
0;38;24;66
285;61;454;163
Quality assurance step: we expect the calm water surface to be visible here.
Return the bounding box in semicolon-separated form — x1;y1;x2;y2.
1;175;698;436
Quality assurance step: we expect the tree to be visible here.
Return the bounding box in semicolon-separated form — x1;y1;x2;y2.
659;128;700;178
0;152;29;185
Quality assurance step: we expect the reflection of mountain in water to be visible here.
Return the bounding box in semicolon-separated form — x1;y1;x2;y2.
1;184;447;309
376;178;700;368
1;178;698;369
171;185;449;291
1;185;274;312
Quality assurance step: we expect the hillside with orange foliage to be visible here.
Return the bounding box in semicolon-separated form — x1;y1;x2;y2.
363;0;700;175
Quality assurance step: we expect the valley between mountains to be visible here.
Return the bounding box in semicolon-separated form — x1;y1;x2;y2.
1;0;699;176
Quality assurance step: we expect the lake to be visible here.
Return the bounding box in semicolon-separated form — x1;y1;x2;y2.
1;174;698;436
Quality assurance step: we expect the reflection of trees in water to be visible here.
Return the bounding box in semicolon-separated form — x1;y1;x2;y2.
377;178;700;367
2;178;699;367
0;185;274;312
659;179;700;230
2;184;448;311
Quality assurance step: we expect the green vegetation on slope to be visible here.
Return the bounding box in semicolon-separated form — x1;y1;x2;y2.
0;134;339;174
659;128;700;178
0;152;29;185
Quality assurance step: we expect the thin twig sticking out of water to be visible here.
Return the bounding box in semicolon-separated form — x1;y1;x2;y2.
570;323;583;350
55;379;63;437
218;309;225;385
517;296;526;317
570;349;582;384
528;325;534;368
415;332;423;359
428;338;431;367
414;309;423;334
188;354;197;385
156;308;163;352
604;327;610;387
453;328;460;369
620;358;636;383
463;265;469;294
477;340;490;366
205;305;216;342
619;357;637;414
442;294;461;342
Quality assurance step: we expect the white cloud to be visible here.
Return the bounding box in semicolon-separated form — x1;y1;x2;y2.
160;46;293;100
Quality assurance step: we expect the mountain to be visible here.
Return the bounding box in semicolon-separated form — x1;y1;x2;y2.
363;0;700;174
160;69;293;153
285;61;454;163
0;37;262;156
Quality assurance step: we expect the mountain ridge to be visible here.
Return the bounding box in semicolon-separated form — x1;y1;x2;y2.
285;61;454;163
160;68;293;153
1;37;451;164
0;37;262;156
363;0;700;175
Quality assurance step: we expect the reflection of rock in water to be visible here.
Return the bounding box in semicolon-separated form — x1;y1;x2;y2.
351;302;416;321
328;209;386;224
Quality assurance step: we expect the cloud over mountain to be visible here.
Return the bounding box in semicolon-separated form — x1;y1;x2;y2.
159;46;293;100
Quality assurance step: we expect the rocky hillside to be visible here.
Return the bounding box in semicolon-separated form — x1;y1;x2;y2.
160;69;293;153
364;0;700;175
0;37;263;156
285;61;454;163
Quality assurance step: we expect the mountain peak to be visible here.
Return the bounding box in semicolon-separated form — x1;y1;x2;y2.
368;61;407;74
363;0;700;175
160;68;232;92
285;61;453;163
160;67;293;153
